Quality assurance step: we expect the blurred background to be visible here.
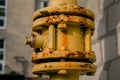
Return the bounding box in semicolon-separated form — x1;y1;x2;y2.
0;0;120;80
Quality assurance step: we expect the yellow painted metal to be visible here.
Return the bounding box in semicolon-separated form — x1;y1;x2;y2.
32;35;44;48
33;5;95;21
50;0;77;6
32;62;96;74
25;0;96;80
85;28;92;52
32;14;95;30
25;33;44;48
41;29;49;49
67;25;84;51
48;25;55;49
50;74;80;80
57;23;68;50
32;50;96;62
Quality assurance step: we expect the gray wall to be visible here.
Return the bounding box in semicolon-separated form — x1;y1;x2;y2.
79;0;120;80
5;0;34;77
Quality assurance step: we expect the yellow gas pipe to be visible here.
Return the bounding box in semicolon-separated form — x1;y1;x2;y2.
25;0;96;80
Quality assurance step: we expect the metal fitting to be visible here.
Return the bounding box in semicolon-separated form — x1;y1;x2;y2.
25;34;44;48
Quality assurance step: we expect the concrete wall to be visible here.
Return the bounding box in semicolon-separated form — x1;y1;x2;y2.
5;0;34;77
78;0;120;80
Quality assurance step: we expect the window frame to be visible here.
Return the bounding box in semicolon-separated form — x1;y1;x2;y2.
35;0;49;10
0;39;5;73
40;0;49;8
0;0;7;30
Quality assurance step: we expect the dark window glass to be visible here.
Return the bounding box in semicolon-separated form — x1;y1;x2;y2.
0;0;5;6
0;39;4;48
0;63;2;71
35;0;49;10
0;8;5;16
0;51;3;60
0;19;4;26
44;1;48;7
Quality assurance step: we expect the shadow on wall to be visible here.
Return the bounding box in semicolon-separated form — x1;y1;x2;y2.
98;0;120;80
78;0;88;6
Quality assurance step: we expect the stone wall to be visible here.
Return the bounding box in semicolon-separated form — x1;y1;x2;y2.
79;0;120;80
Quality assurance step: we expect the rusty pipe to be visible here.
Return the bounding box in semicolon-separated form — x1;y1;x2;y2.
25;0;96;80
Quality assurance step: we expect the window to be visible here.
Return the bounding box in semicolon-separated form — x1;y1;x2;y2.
0;39;5;73
0;64;2;71
0;0;6;29
40;1;48;8
35;0;49;10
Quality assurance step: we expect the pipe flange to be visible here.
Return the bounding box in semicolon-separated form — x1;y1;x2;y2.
33;5;95;21
32;14;95;31
32;62;96;76
32;50;96;63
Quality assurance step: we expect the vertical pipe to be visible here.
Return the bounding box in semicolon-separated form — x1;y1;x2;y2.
50;74;80;80
50;0;77;6
68;25;84;51
48;25;55;49
85;28;91;52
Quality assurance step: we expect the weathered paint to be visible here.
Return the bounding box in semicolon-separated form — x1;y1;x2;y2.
67;25;84;51
50;74;80;80
50;0;77;6
32;50;96;63
42;28;49;48
33;14;95;30
25;0;96;80
48;25;55;49
57;23;69;50
85;28;92;52
33;5;95;21
32;62;96;75
25;32;44;48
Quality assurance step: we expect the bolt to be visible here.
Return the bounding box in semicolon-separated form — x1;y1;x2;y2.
58;70;67;74
49;48;54;53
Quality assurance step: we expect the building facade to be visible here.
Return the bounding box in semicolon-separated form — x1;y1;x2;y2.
0;0;120;80
0;0;34;79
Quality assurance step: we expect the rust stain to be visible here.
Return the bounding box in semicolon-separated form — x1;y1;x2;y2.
26;1;96;77
62;30;68;48
32;49;96;63
33;14;95;31
33;5;95;21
